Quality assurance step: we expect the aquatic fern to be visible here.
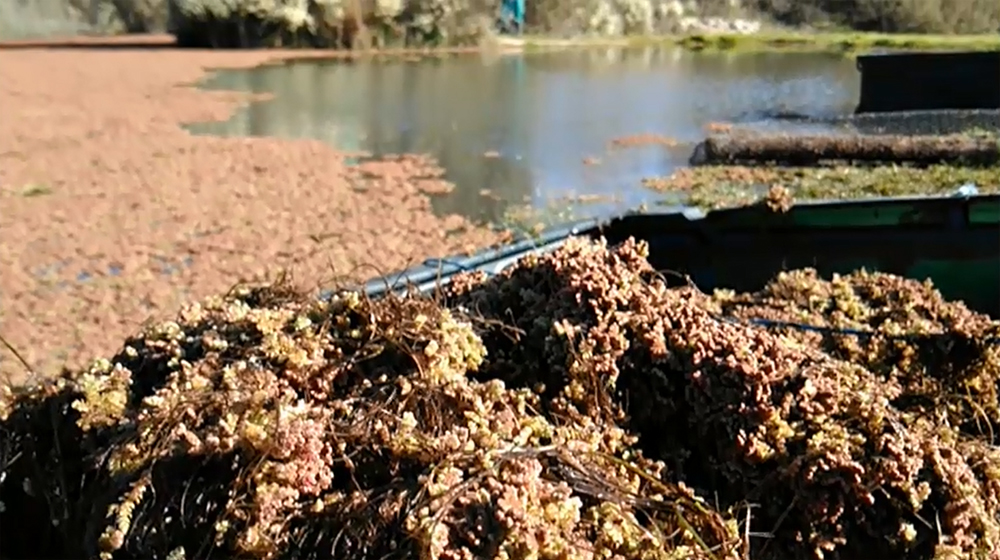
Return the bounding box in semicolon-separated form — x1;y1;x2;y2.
71;359;131;431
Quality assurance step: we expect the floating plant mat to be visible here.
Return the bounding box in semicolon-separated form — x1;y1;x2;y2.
2;238;1000;560
643;164;1000;210
692;134;1000;167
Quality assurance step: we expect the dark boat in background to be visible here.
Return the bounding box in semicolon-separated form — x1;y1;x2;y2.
854;50;1000;114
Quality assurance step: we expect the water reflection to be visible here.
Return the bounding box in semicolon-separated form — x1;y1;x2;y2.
189;47;859;225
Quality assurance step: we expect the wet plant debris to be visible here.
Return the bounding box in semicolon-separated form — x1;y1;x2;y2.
643;163;1000;210
3;238;1000;560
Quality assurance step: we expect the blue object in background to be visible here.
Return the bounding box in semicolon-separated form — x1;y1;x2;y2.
499;0;525;34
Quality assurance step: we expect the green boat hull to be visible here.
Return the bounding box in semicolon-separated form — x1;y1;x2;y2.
362;194;1000;316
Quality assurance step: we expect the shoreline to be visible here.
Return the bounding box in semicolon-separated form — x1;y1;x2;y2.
2;29;998;55
510;31;1000;53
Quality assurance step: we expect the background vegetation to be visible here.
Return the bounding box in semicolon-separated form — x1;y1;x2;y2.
744;0;1000;34
2;0;1000;42
0;0;166;39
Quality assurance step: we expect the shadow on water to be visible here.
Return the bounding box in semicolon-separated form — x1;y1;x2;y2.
187;47;859;228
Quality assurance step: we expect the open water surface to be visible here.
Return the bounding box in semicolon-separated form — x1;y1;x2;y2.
189;47;860;227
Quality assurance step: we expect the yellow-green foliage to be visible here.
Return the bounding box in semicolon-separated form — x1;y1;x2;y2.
3;238;1000;560
1;277;738;560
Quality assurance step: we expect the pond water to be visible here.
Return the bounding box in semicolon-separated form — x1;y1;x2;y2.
189;47;860;228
